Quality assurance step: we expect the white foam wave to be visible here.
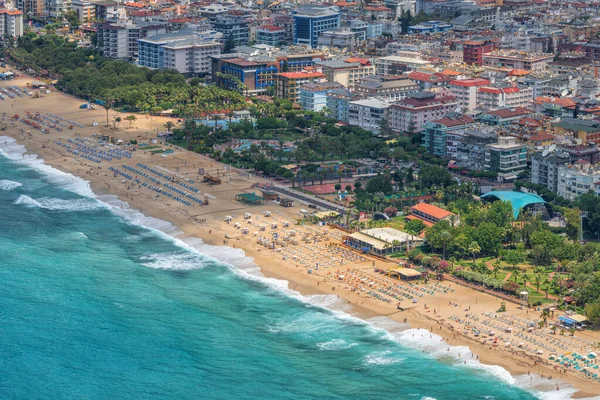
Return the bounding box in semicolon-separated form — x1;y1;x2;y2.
0;136;94;197
0;135;589;400
317;339;358;351
0;180;22;191
140;252;207;271
362;350;403;366
15;195;103;212
78;232;88;239
393;328;515;384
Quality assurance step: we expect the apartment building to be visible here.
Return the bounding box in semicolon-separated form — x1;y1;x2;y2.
317;29;364;49
448;78;491;111
484;136;528;181
375;55;433;75
326;89;363;123
476;85;534;110
71;0;95;22
256;25;286;46
212;16;249;45
44;0;68;19
211;54;278;95
482;51;554;73
138;29;222;75
421;114;475;157
557;160;600;201
276;71;326;102
292;7;340;49
353;75;419;101
531;151;570;193
316;58;375;87
0;9;24;38
16;0;43;17
348;98;393;135
447;126;498;170
389;92;460;134
299;82;344;112
97;21;167;60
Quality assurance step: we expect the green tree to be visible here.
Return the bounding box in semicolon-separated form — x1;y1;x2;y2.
500;249;525;271
223;34;236;53
164;121;175;133
405;218;426;250
440;230;452;260
530;229;563;265
365;172;393;194
126;115;137;128
584;301;600;328
468;241;481;267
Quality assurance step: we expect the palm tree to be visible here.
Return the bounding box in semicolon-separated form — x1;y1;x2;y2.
535;273;542;293
102;97;112;127
468;241;481;267
164;121;175;134
440;230;452;260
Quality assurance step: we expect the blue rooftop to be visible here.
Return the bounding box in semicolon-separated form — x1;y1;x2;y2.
480;191;547;219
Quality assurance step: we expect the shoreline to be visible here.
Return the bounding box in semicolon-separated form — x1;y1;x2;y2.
1;79;600;399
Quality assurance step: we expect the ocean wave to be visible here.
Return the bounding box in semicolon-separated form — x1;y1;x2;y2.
362;350;403;366
0;180;22;191
317;339;358;351
15;195;104;212
0;136;94;197
139;252;207;271
1;135;587;400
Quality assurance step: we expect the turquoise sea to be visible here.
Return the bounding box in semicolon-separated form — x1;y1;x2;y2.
0;137;578;399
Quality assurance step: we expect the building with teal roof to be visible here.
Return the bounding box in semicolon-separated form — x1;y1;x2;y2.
480;191;550;219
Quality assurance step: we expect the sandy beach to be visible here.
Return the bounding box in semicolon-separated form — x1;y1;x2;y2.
2;73;600;398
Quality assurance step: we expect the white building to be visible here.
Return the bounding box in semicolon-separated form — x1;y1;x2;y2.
348;98;393;135
477;86;534;110
484;136;528;181
557;160;600;201
71;0;95;22
448;78;491;111
96;21;167;60
138;29;222;75
0;9;24;38
375;55;433;75
317;29;364;48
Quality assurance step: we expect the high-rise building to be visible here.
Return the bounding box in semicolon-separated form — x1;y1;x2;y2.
0;9;24;38
484;136;528;181
138;29;222;75
15;0;43;17
212;16;249;45
292;7;340;49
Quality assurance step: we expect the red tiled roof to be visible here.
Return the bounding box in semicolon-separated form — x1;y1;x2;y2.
411;203;454;220
225;58;257;67
527;133;554;141
344;57;370;65
463;40;485;45
405;215;434;227
433;115;475;127
479;87;502;94
441;69;461;76
364;6;391;11
486;107;532;118
449;78;490;87
258;24;285;32
278;72;325;79
0;9;23;15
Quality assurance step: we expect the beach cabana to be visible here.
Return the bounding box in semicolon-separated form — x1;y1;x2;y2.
559;314;587;328
224;216;232;223
244;213;252;219
392;268;422;281
236;193;265;205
